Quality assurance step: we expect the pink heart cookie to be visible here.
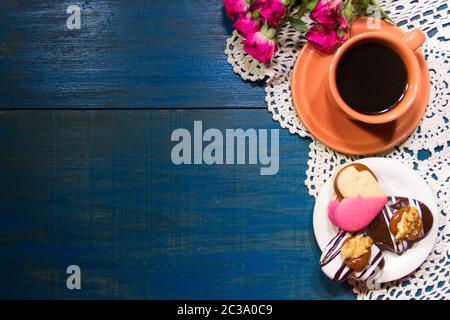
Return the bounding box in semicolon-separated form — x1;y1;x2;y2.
327;200;339;225
328;196;387;232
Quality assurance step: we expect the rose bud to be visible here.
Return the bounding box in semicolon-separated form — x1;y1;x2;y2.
234;12;261;37
305;23;339;53
242;25;278;64
259;0;292;28
223;0;250;20
310;0;341;28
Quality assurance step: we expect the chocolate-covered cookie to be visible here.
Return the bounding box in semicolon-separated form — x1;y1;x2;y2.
320;231;385;283
366;196;434;255
334;163;385;200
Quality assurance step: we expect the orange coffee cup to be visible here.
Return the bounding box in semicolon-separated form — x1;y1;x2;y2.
328;29;426;124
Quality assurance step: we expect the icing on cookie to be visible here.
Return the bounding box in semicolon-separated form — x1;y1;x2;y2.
328;196;387;232
335;165;385;199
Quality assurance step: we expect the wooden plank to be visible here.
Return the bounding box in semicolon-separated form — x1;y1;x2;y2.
0;109;354;299
0;0;266;109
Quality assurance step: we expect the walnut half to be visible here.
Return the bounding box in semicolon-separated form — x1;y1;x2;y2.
340;235;373;272
390;206;423;241
341;235;373;260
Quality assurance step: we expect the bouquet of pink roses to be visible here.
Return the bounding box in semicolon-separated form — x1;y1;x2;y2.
224;0;391;64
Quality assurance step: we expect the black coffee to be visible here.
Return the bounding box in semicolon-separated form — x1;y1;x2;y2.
336;42;407;115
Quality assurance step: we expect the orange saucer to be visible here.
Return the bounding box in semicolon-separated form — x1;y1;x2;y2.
291;18;430;155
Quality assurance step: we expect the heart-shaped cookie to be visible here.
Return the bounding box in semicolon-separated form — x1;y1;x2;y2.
334;163;385;200
366;196;434;255
320;231;385;283
328;196;387;232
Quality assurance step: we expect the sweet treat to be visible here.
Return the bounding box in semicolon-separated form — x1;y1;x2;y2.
321;162;436;284
328;196;387;232
366;196;434;255
320;231;385;282
327;163;387;232
334;163;385;200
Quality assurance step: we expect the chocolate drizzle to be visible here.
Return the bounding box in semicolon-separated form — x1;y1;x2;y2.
320;230;385;283
320;231;347;267
366;196;433;255
354;248;384;281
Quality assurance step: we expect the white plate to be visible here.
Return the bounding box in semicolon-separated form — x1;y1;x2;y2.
313;157;439;283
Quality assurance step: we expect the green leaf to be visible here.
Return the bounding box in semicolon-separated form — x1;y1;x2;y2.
289;16;308;32
294;0;317;20
353;0;370;15
342;0;394;24
369;0;395;24
342;0;353;22
306;0;319;11
266;28;277;39
282;0;296;8
251;9;260;20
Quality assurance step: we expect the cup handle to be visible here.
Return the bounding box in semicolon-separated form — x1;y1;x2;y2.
404;29;426;51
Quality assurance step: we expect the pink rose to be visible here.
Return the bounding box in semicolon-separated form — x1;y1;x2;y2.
305;24;339;53
310;0;341;28
242;27;278;64
223;0;249;20
259;0;287;28
234;13;261;37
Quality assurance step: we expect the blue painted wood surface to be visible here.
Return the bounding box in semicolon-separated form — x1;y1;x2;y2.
0;0;265;109
0;0;355;299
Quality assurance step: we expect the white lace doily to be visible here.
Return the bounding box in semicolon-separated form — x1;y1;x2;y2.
225;0;450;300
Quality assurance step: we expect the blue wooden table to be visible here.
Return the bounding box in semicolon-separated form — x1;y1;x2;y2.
0;0;355;299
